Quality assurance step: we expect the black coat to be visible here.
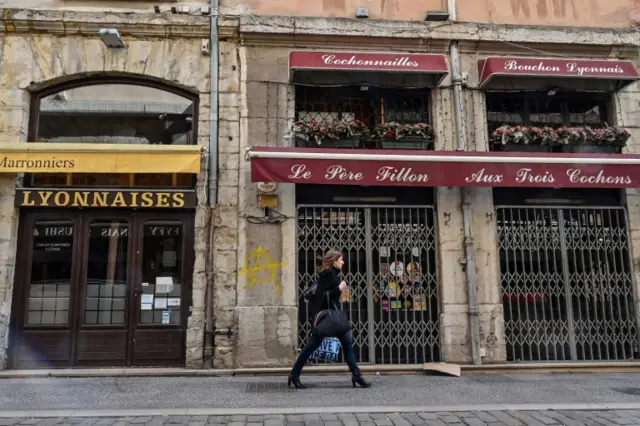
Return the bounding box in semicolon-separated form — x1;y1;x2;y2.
309;266;342;318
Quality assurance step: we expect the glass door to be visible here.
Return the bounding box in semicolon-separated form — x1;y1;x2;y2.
130;217;191;366
74;218;132;366
10;217;79;368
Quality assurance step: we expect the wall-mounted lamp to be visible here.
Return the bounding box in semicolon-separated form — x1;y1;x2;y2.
425;10;450;21
547;88;558;96
99;29;125;48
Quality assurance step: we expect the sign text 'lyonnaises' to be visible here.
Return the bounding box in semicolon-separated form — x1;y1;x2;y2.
16;190;197;208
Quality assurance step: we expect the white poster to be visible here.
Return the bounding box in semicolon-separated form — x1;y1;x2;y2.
141;294;154;304
154;298;168;309
156;276;174;294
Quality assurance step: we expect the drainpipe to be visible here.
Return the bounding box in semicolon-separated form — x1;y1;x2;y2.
450;38;481;365
204;0;220;368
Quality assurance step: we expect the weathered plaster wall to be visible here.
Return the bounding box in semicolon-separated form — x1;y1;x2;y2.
457;0;640;28
219;0;638;27
220;0;444;21
0;13;211;369
0;0;208;12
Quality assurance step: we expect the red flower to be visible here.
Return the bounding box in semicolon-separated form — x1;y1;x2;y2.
385;131;394;137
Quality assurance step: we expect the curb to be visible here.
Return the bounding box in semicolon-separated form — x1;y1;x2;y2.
2;403;640;418
3;362;640;379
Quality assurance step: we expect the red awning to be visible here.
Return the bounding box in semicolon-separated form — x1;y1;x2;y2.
289;51;449;88
248;147;640;189
478;56;640;91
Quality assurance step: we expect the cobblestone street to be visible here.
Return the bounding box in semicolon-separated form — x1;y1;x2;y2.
3;410;640;426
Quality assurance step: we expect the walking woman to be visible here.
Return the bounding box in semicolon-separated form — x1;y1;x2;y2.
288;250;371;389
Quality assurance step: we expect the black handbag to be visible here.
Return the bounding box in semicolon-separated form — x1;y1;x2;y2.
313;301;351;338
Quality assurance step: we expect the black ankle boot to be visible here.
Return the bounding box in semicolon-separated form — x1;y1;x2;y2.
287;375;306;389
351;375;371;388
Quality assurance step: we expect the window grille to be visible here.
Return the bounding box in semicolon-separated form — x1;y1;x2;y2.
295;86;430;129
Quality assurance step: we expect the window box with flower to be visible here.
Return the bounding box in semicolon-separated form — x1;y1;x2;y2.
558;126;630;154
490;124;631;154
288;119;370;149
373;122;435;150
490;125;557;152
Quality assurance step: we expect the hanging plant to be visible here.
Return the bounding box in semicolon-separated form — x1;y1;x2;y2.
287;119;369;145
373;122;435;141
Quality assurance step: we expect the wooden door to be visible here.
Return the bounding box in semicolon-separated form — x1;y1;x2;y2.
10;210;194;368
129;214;194;366
9;213;81;368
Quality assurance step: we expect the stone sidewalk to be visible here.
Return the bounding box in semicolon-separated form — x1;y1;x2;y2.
2;409;640;425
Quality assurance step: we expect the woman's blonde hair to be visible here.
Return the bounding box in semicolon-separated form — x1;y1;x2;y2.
318;249;343;272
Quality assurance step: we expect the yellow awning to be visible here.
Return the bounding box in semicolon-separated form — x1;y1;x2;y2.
0;143;204;174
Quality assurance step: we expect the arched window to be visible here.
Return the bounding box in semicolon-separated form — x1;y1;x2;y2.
28;77;199;188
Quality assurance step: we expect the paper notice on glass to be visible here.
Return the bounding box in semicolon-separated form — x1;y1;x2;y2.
141;303;153;311
167;298;181;307
141;294;154;304
154;298;168;309
156;276;174;294
162;251;177;268
162;311;171;324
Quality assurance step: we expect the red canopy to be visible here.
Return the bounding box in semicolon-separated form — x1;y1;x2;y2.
478;56;639;91
289;51;449;87
249;147;640;189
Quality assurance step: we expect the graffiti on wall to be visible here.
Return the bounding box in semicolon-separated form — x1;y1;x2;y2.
239;245;287;294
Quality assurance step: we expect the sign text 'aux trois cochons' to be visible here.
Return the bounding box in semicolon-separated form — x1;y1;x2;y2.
15;189;197;209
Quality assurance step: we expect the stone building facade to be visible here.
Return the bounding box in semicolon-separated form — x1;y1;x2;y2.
0;9;212;369
1;0;639;372
213;15;640;369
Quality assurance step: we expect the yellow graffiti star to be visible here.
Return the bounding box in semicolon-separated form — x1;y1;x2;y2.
239;246;287;294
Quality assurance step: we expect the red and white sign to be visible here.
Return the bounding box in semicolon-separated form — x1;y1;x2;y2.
478;56;639;88
289;51;449;74
249;147;640;189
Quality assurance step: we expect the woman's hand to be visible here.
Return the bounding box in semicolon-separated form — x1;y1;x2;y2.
339;281;347;291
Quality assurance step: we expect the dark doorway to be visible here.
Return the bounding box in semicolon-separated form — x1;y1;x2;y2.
9;210;194;368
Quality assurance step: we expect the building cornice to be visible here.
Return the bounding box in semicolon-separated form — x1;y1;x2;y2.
0;8;209;38
231;15;640;59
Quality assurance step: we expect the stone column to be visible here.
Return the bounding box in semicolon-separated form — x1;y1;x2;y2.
233;46;298;367
212;40;242;368
0;88;28;369
619;81;640;335
464;88;506;363
432;87;471;363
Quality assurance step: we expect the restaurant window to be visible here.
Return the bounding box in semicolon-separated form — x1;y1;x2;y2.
486;92;617;153
294;86;433;150
28;79;198;188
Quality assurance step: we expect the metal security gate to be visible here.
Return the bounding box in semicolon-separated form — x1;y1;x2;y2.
497;206;639;362
296;205;439;365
